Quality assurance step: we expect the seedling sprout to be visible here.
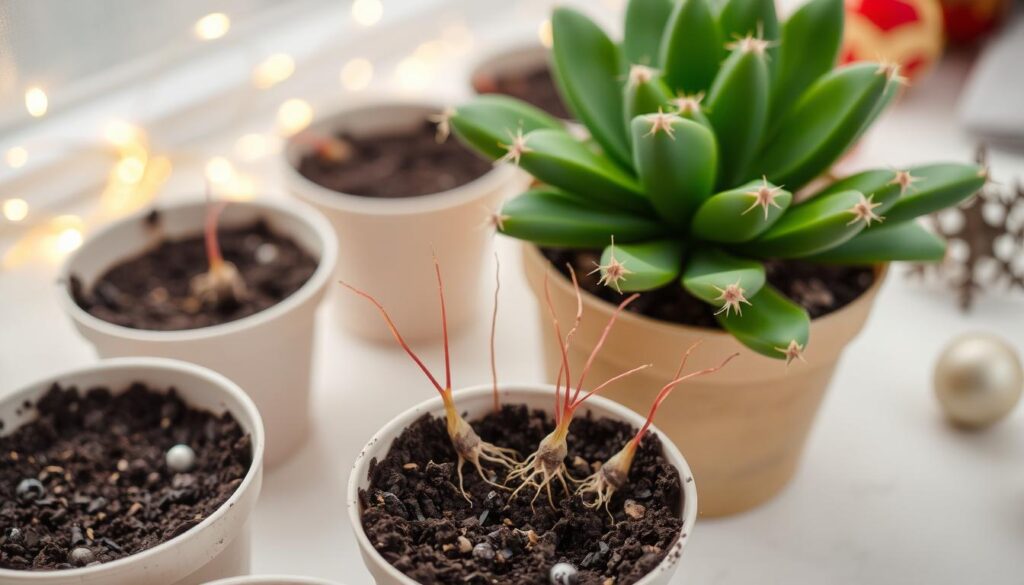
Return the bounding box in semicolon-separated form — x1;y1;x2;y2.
190;190;247;306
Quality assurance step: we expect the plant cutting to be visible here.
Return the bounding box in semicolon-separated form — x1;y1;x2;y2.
446;0;988;515
284;98;520;342
0;357;263;585
58;197;337;466
344;258;729;584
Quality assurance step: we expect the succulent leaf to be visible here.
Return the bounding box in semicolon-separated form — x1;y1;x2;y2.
499;188;665;248
706;42;770;187
518;129;651;214
811;169;902;214
805;220;946;264
716;284;810;360
623;67;674;134
769;0;843;128
744;189;867;257
691;178;792;242
450;95;564;160
551;7;632;168
884;163;987;223
682;247;766;306
624;0;676;67
716;0;779;66
598;239;685;292
631;113;717;228
756;63;888;189
660;0;723;94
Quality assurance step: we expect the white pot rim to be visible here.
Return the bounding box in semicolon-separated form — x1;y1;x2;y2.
0;357;265;581
346;383;696;585
203;576;340;585
467;40;550;87
56;197;338;343
282;95;518;217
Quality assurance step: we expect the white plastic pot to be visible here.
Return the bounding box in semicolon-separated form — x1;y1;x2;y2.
468;42;551;99
347;384;697;585
57;197;336;467
204;576;341;585
0;358;264;585
283;99;519;342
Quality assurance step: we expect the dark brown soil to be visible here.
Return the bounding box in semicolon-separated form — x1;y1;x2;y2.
70;216;317;331
543;248;875;328
474;64;572;120
295;120;492;198
360;405;684;585
0;382;251;571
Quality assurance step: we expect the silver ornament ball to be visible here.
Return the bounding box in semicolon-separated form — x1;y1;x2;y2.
165;444;197;473
934;333;1023;428
550;562;578;585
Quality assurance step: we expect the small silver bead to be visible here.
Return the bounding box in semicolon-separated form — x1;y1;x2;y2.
550;562;578;585
255;243;279;264
165;444;196;473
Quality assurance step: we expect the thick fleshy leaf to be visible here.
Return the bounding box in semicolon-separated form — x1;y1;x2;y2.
623;69;673;134
551;7;632;168
499;188;666;248
812;169;902;215
631;113;717;228
885;163;986;223
756;63;888;189
743;189;867;257
598;239;685;292
716;284;810;360
691;179;792;242
716;0;779;66
450;95;565;160
804;220;947;264
518;129;650;214
769;0;844;127
706;44;770;187
682;247;766;306
624;0;675;67
660;0;722;94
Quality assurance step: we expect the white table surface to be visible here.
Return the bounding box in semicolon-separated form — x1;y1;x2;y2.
2;11;1024;585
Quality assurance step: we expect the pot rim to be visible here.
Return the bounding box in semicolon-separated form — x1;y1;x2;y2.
203;576;341;585
282;96;519;217
346;383;696;585
56;196;338;343
0;357;265;581
523;242;889;339
467;41;550;91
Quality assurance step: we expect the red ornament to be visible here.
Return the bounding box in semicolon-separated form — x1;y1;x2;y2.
842;0;945;83
940;0;1011;44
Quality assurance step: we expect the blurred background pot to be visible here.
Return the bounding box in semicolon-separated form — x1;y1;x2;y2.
204;576;341;585
0;357;264;585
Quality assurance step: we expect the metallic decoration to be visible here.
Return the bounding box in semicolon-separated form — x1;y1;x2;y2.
934;333;1023;428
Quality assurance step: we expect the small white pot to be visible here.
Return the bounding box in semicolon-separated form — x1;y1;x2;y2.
468;42;551;98
0;358;264;585
347;384;697;585
283;98;519;342
57;198;337;467
204;576;341;585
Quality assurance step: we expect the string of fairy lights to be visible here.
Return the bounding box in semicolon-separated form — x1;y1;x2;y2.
0;0;570;269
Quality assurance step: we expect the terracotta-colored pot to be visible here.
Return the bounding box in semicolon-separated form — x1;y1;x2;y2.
522;244;887;517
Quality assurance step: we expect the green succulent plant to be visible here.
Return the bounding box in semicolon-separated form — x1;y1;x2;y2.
449;0;986;360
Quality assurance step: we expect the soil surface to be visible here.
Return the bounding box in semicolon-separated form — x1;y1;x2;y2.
0;382;251;571
360;405;684;585
474;64;572;119
71;216;317;331
295;120;492;198
543;248;876;329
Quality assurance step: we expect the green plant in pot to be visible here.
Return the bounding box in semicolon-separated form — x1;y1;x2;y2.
447;0;986;515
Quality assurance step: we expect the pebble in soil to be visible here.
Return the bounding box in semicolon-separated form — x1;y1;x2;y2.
359;404;683;585
0;383;251;571
70;216;318;332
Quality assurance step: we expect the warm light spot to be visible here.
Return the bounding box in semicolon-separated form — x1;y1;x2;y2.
104;120;140;148
25;87;48;117
234;133;276;161
395;57;430;91
205;157;235;185
538;19;553;48
441;22;474;54
352;0;383;26
3;198;29;222
219;174;257;201
252;53;295;89
5;147;28;168
414;41;444;62
194;13;230;40
115;156;147;184
52;215;85;255
276;99;313;134
340;58;374;91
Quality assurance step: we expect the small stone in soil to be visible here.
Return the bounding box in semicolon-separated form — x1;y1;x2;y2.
165;444;196;473
473;542;496;562
15;478;45;501
550;562;579;585
69;547;94;566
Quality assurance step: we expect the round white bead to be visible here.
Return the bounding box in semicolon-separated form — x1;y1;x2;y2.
165;443;197;473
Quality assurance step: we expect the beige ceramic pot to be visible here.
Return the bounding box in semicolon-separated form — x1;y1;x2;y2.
522;244;887;517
